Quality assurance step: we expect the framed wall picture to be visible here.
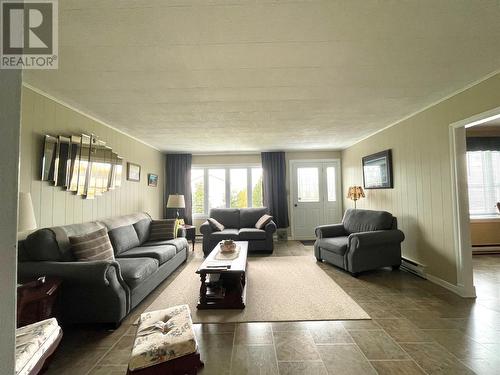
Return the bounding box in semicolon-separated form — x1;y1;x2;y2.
147;173;158;187
362;149;393;189
127;162;141;182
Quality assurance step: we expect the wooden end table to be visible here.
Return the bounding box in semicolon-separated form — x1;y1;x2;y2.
196;241;248;309
182;224;196;251
17;277;62;327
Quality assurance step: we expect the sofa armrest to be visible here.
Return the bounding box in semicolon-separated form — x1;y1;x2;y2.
348;229;405;249
18;260;127;289
200;221;213;235
265;220;277;234
18;260;130;324
315;224;345;239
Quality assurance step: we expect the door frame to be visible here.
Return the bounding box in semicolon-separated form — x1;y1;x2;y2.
449;105;500;298
288;158;342;240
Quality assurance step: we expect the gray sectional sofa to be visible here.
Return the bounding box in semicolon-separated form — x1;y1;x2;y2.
17;213;188;325
314;209;405;276
200;207;277;256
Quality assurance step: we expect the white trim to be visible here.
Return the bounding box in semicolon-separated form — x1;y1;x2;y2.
426;274;476;298
22;83;161;151
288;159;342;240
448;105;500;299
348;69;500;149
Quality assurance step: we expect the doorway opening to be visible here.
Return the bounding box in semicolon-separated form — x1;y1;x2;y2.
289;159;342;240
450;106;500;298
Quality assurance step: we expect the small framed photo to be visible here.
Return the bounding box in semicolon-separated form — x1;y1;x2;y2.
147;173;158;187
127;162;141;182
362;149;393;189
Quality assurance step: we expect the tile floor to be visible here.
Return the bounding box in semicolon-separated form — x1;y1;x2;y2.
45;243;500;375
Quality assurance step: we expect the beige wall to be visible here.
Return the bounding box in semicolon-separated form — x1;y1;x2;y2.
342;73;500;285
20;87;165;230
0;70;22;375
191;150;341;232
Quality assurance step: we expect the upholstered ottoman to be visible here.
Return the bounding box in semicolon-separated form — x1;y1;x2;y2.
127;305;203;375
16;318;63;375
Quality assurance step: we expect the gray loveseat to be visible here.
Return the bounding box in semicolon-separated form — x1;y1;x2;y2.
17;213;189;325
200;207;277;256
314;209;404;276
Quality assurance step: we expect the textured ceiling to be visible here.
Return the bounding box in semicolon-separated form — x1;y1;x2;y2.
24;0;500;152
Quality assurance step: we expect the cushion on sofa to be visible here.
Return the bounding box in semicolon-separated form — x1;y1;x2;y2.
240;207;269;228
317;236;349;255
117;245;177;265
149;219;177;241
343;209;394;234
209;229;240;242
238;228;267;240
209;208;240;229
108;225;141;255
116;257;159;289
207;218;225;232
143;237;188;253
133;218;151;244
255;214;273;229
69;228;115;261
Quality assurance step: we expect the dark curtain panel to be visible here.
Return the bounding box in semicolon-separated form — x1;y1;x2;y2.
261;152;289;228
165;154;192;224
467;137;500;152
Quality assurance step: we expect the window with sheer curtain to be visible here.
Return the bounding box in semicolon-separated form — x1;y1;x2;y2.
466;150;500;216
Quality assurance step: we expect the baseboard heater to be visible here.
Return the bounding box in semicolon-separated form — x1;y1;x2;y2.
472;245;500;254
400;257;427;279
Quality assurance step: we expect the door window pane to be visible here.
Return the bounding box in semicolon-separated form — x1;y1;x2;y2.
208;169;226;209
191;169;205;215
326;166;336;202
251;168;263;207
230;169;248;208
297;167;319;202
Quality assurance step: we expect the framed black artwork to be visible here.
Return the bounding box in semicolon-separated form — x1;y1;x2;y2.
362;149;393;189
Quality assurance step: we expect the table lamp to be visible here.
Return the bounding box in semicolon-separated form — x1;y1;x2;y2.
346;186;365;209
18;192;37;233
167;194;185;219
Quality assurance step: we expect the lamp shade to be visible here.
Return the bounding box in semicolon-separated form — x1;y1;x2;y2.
18;192;37;232
346;186;365;201
167;194;185;208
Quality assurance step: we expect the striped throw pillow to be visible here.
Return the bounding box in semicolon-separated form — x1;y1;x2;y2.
149;219;178;241
69;227;115;262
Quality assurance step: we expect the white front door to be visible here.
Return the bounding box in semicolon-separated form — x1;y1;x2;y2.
290;160;342;240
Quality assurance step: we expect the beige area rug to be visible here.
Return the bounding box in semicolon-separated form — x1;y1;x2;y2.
146;255;370;323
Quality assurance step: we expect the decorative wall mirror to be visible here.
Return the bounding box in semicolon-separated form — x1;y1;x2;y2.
41;135;58;181
67;135;81;192
54;135;70;187
41;133;124;199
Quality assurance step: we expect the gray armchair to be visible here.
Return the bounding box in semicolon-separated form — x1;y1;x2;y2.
314;209;404;276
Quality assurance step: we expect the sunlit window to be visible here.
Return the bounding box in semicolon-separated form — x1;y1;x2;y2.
467;150;500;216
191;166;263;216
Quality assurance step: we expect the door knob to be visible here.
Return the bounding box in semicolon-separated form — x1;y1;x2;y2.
294;204;298;207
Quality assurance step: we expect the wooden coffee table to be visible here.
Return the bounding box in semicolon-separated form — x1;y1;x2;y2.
196;241;248;310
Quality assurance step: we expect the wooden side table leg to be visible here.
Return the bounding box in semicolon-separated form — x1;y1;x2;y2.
198;272;207;308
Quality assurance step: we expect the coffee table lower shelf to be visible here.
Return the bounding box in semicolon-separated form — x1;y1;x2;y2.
197;272;247;310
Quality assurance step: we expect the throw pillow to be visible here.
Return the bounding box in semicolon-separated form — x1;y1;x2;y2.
207;218;225;232
255;214;273;229
69;227;115;261
149;219;177;241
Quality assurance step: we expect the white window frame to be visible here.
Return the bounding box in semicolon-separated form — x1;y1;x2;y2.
191;164;263;219
466;150;500;217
